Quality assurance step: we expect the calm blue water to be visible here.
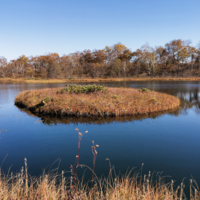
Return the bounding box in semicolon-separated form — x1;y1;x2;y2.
0;81;200;187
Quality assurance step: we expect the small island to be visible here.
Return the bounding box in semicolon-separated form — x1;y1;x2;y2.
15;84;180;117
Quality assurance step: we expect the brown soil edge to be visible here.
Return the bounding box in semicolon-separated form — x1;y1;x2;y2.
2;77;200;84
15;88;180;118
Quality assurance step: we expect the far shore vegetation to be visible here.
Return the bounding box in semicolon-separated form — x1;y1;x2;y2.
2;77;200;84
15;84;180;117
1;39;200;82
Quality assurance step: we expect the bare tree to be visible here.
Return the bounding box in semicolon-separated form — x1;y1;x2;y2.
0;57;7;77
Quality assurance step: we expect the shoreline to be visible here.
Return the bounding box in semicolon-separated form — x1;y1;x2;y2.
1;77;200;84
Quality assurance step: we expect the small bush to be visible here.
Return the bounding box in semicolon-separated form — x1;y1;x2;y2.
149;97;157;104
58;84;105;94
43;97;52;103
57;89;63;94
138;88;150;93
142;88;150;93
152;97;157;101
113;95;117;98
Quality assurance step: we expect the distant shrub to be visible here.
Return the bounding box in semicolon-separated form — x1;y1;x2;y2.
113;95;117;98
43;97;52;103
142;88;150;93
138;88;150;93
57;89;63;94
25;91;30;95
57;84;105;94
149;97;157;104
152;97;157;101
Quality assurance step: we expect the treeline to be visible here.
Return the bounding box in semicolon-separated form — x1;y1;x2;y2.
1;39;200;79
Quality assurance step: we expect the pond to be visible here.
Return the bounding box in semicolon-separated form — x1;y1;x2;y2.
0;81;200;187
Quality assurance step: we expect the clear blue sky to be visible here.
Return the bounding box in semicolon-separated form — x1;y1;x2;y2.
1;0;200;61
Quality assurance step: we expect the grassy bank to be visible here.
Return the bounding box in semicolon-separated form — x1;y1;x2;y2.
0;128;196;199
0;166;198;199
2;77;200;84
0;78;68;83
15;85;180;117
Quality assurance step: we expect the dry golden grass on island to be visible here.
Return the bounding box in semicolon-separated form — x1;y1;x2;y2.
15;84;180;117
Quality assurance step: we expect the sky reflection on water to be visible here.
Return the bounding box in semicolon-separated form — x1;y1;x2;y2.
0;81;200;188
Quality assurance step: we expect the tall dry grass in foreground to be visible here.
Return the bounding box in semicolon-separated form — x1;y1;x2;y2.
0;160;199;200
0;129;199;199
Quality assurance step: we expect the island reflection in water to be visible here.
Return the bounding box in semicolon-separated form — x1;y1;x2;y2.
16;88;200;125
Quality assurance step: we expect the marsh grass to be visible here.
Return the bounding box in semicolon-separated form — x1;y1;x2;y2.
0;129;199;199
0;160;200;199
15;86;180;117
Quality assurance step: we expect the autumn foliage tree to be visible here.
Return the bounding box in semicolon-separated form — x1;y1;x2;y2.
1;39;200;79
